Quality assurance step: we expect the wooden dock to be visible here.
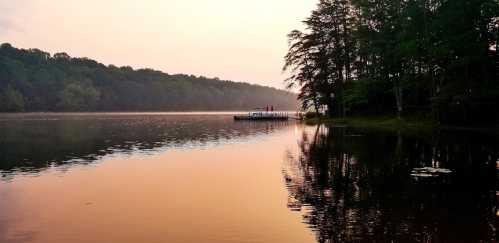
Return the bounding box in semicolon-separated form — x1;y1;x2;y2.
234;112;290;121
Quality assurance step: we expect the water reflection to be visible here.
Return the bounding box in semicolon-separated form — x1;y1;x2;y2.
0;113;291;178
0;114;314;243
284;125;498;242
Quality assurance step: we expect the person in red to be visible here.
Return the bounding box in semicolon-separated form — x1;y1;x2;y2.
266;105;269;112
270;105;274;112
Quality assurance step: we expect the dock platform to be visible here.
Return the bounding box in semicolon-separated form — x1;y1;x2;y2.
234;112;289;121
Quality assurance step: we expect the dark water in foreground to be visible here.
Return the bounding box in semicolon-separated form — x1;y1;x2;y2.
0;113;497;242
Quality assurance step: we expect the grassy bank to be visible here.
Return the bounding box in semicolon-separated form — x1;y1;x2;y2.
304;115;436;132
304;115;499;134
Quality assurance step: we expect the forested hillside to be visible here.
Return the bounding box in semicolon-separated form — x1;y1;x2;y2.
284;0;499;125
0;43;297;112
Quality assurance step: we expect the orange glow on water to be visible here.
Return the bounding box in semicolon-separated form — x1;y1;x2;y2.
0;124;315;243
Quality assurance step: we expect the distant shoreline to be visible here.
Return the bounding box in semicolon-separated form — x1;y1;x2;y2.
0;110;298;114
0;43;298;112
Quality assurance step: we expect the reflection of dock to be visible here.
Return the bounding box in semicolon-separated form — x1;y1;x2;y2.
234;112;290;121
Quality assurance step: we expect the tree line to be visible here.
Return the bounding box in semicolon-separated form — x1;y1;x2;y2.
0;43;297;112
284;0;499;125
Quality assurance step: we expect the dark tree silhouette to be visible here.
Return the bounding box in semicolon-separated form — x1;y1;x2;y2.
285;0;499;124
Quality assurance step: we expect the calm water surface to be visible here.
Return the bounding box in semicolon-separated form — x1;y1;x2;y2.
0;113;497;242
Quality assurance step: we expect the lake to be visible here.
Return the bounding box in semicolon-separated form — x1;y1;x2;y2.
0;113;497;242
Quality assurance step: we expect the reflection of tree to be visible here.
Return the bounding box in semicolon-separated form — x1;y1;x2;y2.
284;125;497;242
0;115;291;175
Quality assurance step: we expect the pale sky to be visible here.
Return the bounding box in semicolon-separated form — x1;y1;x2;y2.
0;0;315;89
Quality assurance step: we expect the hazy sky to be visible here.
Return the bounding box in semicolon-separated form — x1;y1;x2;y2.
0;0;316;88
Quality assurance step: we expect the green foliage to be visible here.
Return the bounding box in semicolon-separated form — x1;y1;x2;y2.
0;44;297;111
57;82;100;111
343;79;369;111
285;0;499;125
0;85;25;111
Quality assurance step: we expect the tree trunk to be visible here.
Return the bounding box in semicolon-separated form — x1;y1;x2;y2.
394;82;403;119
312;92;320;116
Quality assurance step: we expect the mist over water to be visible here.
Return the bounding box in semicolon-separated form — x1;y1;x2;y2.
0;113;288;176
0;113;497;242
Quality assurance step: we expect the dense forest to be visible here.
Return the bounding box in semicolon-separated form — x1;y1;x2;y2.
0;43;297;112
284;0;499;125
